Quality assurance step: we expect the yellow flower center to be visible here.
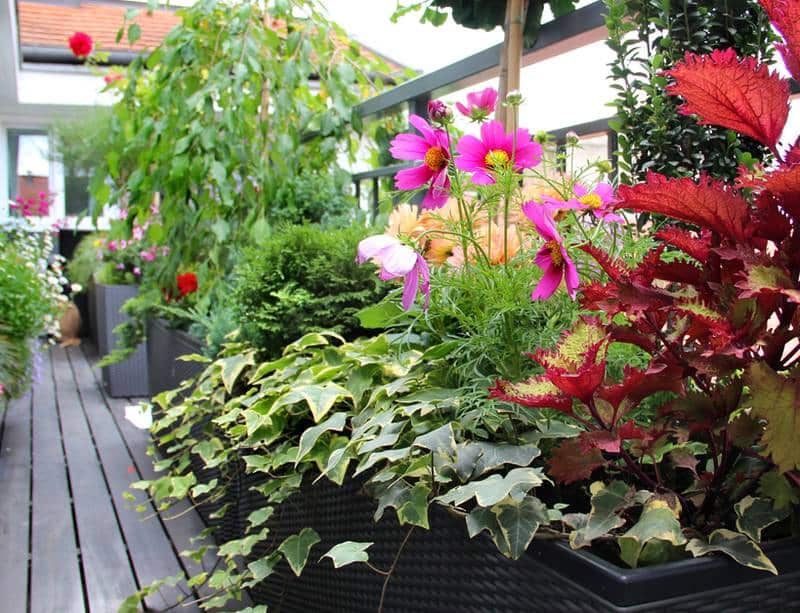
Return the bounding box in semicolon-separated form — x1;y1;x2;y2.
578;193;603;209
484;149;510;170
424;146;448;171
546;240;563;268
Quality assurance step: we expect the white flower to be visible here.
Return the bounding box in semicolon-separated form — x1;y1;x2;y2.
71;283;83;293
124;403;153;430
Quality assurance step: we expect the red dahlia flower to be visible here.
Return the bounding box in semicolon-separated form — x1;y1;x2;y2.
68;32;93;58
176;272;198;297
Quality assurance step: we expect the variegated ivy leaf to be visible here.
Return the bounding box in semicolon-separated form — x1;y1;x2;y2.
438;442;541;482
373;480;430;529
745;362;800;473
569;481;642;549
295;412;348;466
282;331;341;354
686;529;777;575
320;541;373;568
218;527;269;559
466;505;512;558
734;496;790;542
618;499;686;568
278;528;321;577
412;422;457;455
436;467;545;507
217;351;256;394
354;446;411;477
495;496;550;559
272;382;353;423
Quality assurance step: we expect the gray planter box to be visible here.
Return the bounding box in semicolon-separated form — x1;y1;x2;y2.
147;317;205;395
87;282;99;346
96;283;150;397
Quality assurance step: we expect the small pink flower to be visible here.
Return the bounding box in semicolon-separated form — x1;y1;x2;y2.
427;100;452;124
455;120;542;185
107;240;118;252
103;71;124;85
133;266;141;277
118;208;128;220
543;182;622;223
116;263;126;270
160;246;169;256
390;115;451;209
140;248;156;262
132;225;144;241
455;87;499;122
150;202;160;216
522;202;579;301
357;234;430;310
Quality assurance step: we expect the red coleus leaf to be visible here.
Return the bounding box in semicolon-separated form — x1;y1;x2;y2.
736;261;800;302
534;339;608;403
655;227;712;263
548;438;606;485
665;48;790;149
762;164;800;222
489;376;573;414
618;172;750;243
579;244;629;283
578;430;621;454
617;420;650;442
598;364;685;420
760;0;800;82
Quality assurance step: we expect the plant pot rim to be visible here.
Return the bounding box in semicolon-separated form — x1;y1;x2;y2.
150;316;202;346
528;534;800;607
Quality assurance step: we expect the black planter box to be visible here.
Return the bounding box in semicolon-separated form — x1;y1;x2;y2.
146;317;205;396
218;473;800;613
96;282;149;397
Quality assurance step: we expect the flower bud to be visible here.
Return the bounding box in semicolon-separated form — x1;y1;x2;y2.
565;131;580;146
534;131;550;145
596;160;613;174
427;99;452;125
505;90;524;106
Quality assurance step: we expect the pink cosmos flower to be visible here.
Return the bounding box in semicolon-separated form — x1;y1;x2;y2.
107;240;118;252
357;234;430;310
543;182;622;223
390;115;451;209
118;208;128;220
132;225;145;241
456;87;499;122
133;266;141;277
522;202;579;301
140;248;156;262
455;121;542;185
116;263;126;270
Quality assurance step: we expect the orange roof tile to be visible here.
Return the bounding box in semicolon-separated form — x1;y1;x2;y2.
17;1;181;52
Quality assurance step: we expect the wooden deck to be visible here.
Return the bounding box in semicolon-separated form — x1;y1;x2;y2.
0;345;218;613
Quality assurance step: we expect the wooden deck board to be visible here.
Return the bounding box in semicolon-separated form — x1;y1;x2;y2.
29;350;86;613
51;346;139;613
66;345;193;611
0;392;32;613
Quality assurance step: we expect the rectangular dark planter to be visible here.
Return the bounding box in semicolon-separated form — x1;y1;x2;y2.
87;282;98;345
226;473;800;613
96;283;150;397
146;317;205;396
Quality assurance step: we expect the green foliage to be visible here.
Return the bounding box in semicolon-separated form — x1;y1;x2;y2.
269;168;356;227
65;233;106;291
605;0;775;184
232;224;388;356
92;0;396;291
51;108;115;179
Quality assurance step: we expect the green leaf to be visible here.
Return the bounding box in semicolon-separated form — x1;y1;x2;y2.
758;470;800;510
274;383;353;422
436;467;546;507
569;481;641;549
412;422;456;455
278;528;321;577
320;541;373;568
218;352;255;393
356;301;404;329
446;442;540;482
495;496;550;559
687;529;777;574
127;23;141;44
734;496;790;542
295;412;348;465
218;527;269;558
210;160;227;187
248;506;274;528
466;506;511;557
246;554;279;584
745;362;800;472
396;483;430;528
618;499;686;568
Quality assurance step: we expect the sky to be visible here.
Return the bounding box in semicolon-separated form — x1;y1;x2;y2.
318;0;505;73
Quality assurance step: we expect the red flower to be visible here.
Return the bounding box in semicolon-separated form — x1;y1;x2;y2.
68;32;93;58
103;71;123;85
176;272;198;297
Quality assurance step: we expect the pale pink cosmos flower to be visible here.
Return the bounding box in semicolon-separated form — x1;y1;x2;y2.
140;248;156;262
542;182;622;223
357;234;430;310
107;240;118;252
455;87;499;122
119;208;128;220
132;225;145;241
390;115;451;209
455;121;542;185
133;266;141;277
522;201;579;300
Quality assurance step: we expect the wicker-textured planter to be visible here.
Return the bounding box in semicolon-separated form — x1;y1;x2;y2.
214;473;800;613
96;282;149;397
146;317;205;396
87;282;99;345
